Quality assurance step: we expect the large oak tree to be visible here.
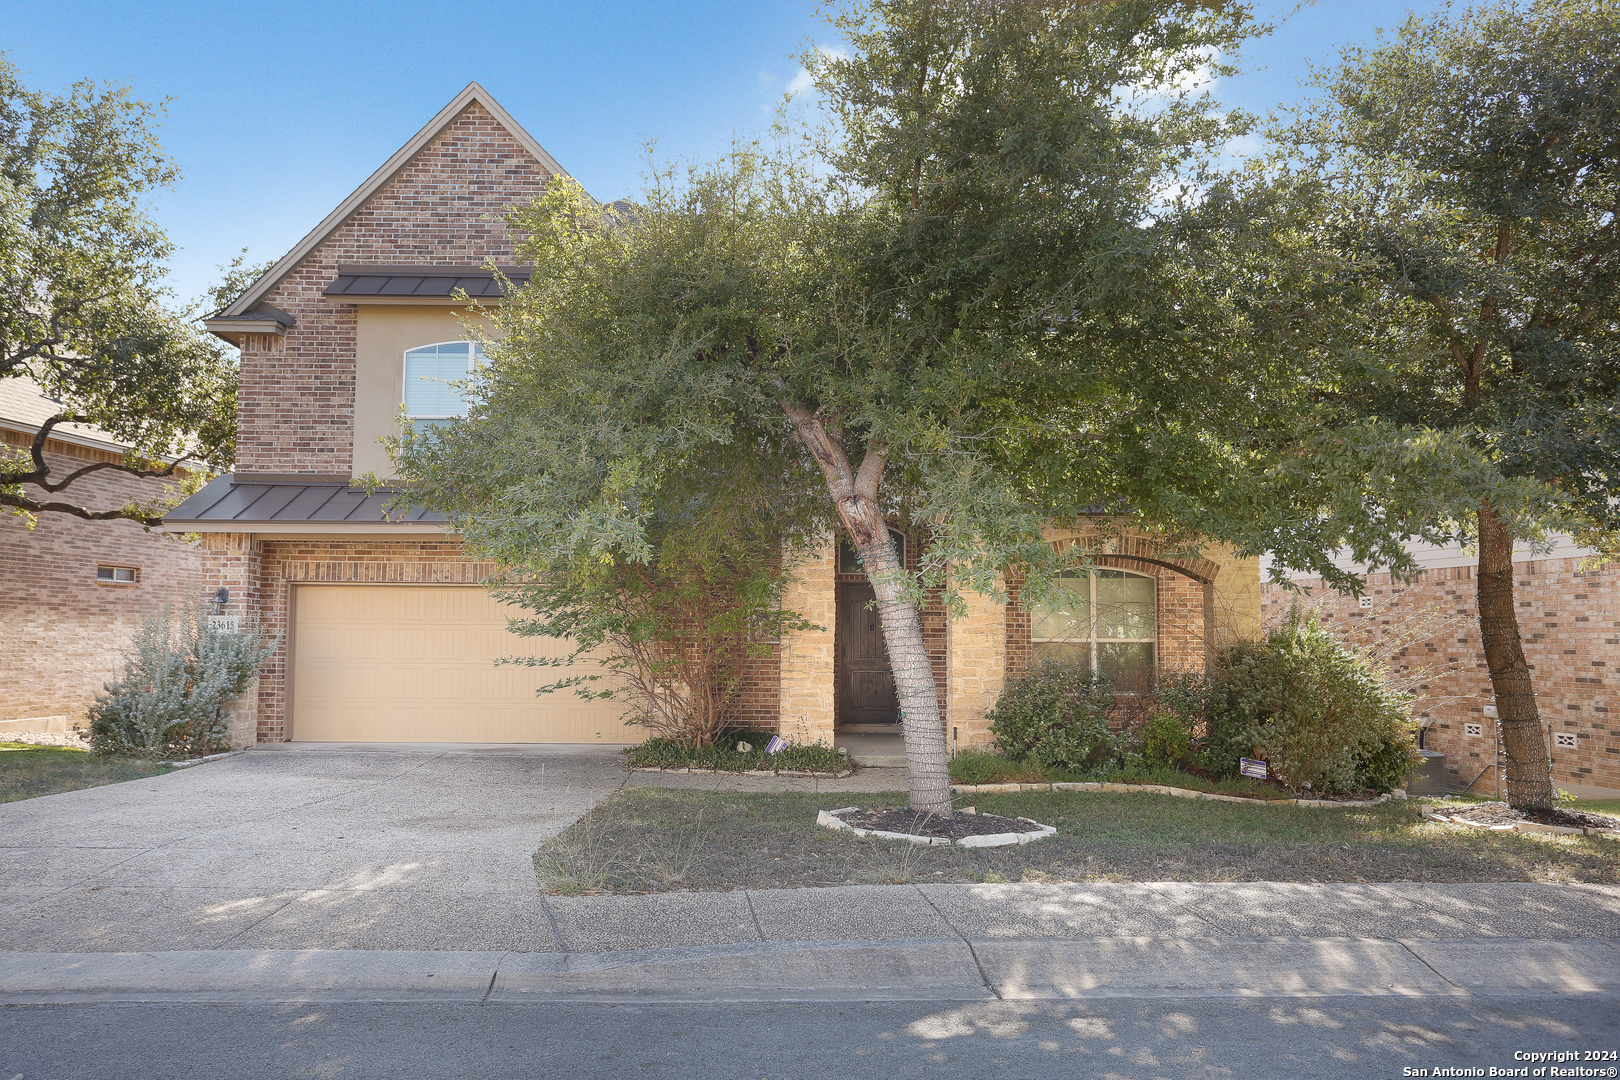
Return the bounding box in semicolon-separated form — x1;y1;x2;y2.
0;60;237;525
1238;0;1620;809
397;0;1297;816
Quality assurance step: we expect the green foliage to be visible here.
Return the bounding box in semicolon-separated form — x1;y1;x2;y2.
949;750;1278;798
622;730;848;774
1222;0;1620;567
1201;614;1420;794
88;591;277;759
0;59;238;524
1137;671;1211;768
985;660;1112;771
948;749;1051;786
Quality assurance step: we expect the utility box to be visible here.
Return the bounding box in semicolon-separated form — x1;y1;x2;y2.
1407;750;1448;796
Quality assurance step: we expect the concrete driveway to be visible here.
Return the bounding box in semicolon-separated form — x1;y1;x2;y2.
0;745;627;953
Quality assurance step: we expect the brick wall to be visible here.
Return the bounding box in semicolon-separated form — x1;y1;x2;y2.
1261;557;1620;798
235;102;553;476
0;439;202;725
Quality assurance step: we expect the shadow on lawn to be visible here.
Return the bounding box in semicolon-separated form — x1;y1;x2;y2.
532;786;1620;895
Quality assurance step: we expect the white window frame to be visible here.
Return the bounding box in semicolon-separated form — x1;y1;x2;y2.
1031;567;1157;677
402;340;485;430
96;565;139;585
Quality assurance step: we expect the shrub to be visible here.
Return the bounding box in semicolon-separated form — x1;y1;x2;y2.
1200;613;1419;794
622;728;847;773
89;592;277;759
985;660;1111;770
1137;671;1211;769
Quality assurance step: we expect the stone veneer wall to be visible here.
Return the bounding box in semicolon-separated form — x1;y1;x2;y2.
1262;557;1620;798
0;438;201;726
777;542;838;746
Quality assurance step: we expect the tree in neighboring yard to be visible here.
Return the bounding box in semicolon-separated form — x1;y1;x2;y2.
0;59;238;524
1249;0;1620;809
396;0;1268;817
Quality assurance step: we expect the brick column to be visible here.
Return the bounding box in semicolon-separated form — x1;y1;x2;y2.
947;578;1006;751
198;532;266;746
778;540;837;747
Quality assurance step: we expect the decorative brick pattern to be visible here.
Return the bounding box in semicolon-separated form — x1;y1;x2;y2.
0;442;201;725
1262;558;1620;798
235;102;554;476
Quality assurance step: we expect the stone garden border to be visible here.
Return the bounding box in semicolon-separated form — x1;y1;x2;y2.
631;766;855;779
1420;804;1620;839
816;806;1058;848
948;780;1400;808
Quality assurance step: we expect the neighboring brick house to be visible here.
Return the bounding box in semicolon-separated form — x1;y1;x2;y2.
170;82;1261;749
0;378;202;733
1262;538;1620;799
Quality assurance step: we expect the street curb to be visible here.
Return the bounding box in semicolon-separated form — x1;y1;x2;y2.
0;937;1614;1006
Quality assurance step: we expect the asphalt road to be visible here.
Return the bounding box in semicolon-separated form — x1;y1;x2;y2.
3;997;1616;1080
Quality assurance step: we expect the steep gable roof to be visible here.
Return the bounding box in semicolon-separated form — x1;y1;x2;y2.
221;82;575;318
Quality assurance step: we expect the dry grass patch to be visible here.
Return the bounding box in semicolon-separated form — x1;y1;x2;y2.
533;786;1620;894
0;743;175;803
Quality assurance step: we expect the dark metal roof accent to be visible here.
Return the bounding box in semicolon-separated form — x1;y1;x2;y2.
323;265;531;300
203;304;296;346
164;475;449;526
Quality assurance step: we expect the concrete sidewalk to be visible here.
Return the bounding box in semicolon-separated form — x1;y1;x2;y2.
1;935;1615;1005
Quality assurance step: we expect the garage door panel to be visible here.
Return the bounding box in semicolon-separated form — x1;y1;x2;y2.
291;585;637;743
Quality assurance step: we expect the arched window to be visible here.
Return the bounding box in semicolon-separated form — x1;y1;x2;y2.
1029;568;1156;682
404;341;486;433
837;528;907;574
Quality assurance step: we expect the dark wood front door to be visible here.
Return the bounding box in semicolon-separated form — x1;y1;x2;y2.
837;582;898;726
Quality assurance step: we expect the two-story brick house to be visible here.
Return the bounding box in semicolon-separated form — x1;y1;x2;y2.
169;83;1261;749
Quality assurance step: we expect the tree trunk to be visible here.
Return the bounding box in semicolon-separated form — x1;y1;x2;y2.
782;403;954;816
1477;500;1553;810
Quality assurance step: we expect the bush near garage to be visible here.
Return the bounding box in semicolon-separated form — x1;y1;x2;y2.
89;593;277;759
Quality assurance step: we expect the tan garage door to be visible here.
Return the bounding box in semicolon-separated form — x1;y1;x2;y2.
291;585;637;743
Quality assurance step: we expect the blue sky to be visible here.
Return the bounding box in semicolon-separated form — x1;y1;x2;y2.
2;0;1445;305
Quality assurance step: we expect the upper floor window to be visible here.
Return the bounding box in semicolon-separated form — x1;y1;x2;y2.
404;341;485;434
1029;568;1156;683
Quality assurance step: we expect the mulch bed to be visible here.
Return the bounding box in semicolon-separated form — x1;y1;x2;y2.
837;807;1038;840
1449;801;1620;831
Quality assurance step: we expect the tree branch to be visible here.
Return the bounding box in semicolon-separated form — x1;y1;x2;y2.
0;490;165;526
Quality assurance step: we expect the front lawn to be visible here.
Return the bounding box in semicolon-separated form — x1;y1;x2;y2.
533;786;1620;894
0;743;175;803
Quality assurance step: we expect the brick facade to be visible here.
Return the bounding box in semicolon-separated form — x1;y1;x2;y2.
235;102;553;476
0;437;201;727
1261;556;1620;799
